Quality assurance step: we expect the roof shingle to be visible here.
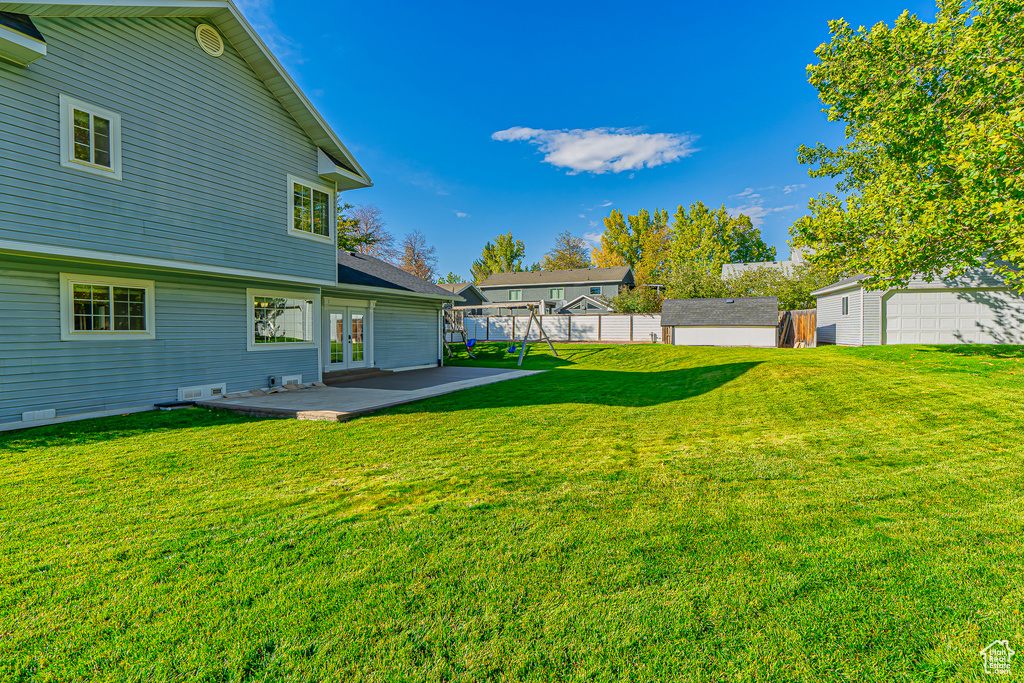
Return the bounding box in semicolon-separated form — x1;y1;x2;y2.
337;251;458;298
661;297;779;327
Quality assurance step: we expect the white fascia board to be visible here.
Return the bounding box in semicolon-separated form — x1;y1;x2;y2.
0;22;46;65
810;281;866;297
318;149;371;191
0;238;336;287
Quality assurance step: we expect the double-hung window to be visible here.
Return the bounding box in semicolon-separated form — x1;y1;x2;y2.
508;289;523;301
247;289;319;350
59;95;122;180
842;296;849;316
59;274;155;340
288;175;334;241
550;288;564;299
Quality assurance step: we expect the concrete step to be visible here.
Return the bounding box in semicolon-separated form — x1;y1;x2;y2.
323;368;393;385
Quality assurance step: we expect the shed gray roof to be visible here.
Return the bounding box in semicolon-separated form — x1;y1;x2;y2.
661;297;779;327
478;266;632;288
337;251;458;299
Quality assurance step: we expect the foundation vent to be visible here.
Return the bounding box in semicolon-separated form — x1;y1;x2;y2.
178;383;227;401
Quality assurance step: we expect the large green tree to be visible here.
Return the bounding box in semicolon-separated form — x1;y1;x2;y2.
670;202;775;275
792;0;1024;289
540;231;592;270
471;232;526;282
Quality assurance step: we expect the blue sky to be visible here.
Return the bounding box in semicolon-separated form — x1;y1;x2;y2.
238;0;936;278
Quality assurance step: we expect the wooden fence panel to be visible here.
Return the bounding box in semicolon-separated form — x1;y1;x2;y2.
777;309;817;347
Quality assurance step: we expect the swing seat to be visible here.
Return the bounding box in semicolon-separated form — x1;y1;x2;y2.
466;338;477;349
507;344;517;354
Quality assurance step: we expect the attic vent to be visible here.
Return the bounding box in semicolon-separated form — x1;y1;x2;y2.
726;298;735;303
195;24;224;57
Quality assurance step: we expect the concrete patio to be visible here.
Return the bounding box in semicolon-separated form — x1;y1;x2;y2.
197;366;541;422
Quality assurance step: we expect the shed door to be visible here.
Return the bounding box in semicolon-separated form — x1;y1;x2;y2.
883;289;1024;344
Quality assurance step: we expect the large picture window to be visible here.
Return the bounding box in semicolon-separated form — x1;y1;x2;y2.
59;95;122;180
288;175;333;241
59;274;155;340
248;289;318;350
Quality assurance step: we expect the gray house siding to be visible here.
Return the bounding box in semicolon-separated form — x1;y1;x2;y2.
816;287;863;345
0;16;335;282
372;298;441;370
0;256;319;427
481;282;621;313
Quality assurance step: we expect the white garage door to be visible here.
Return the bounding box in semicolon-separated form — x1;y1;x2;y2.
884;289;1024;344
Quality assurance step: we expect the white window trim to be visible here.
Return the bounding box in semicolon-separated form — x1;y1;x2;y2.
59;273;155;341
58;94;122;181
509;289;523;301
286;174;335;243
550;288;564;299
842;295;849;316
247;288;320;351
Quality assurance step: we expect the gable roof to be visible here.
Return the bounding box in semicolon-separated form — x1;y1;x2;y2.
1;0;371;189
559;294;612;311
661;297;779;327
337;251;459;300
809;275;870;297
437;281;487;299
478;266;632;288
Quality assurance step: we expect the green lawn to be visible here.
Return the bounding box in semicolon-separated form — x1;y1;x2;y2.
3;343;1024;681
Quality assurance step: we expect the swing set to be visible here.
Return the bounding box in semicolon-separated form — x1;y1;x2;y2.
443;301;559;367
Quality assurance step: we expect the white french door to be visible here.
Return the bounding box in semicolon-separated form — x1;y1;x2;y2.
327;307;368;370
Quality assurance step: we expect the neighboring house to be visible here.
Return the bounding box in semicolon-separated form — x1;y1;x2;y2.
662;297;779;347
812;268;1024;346
477;267;633;315
438;282;488;314
560;294;614;316
0;2;455;431
721;247;808;279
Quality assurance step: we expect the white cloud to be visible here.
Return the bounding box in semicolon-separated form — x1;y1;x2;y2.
727;203;798;227
491;126;698;175
578;213;586;218
782;183;807;194
589;221;599;228
583;231;603;246
599;200;613;207
454;211;469;218
234;0;305;66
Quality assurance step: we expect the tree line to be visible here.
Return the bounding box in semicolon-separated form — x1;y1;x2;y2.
336;202;439;282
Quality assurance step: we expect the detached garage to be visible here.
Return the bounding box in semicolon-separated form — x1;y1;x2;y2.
662;297;779;347
813;269;1024;346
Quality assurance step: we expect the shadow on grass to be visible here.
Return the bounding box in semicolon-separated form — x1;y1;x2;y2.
0;407;255;453
922;344;1024;359
386;361;763;415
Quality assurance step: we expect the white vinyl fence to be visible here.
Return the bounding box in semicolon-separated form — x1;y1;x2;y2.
448;314;663;344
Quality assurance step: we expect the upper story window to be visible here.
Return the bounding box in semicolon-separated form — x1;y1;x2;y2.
842;296;850;316
550;288;564;299
590;286;602;295
288;175;334;242
59;95;122;180
59;274;155;341
508;289;523;301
